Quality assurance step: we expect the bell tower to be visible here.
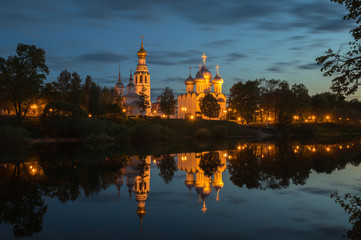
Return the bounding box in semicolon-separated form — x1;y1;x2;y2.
134;36;151;113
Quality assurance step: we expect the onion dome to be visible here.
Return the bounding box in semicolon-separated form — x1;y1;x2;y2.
194;69;205;84
185;180;195;191
137;41;147;57
212;65;223;84
115;80;124;88
137;207;147;224
185;74;195;85
201;65;212;79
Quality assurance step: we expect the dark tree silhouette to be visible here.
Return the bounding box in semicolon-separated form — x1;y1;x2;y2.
199;152;221;177
0;43;49;118
157;154;177;184
199;93;220;119
316;0;361;95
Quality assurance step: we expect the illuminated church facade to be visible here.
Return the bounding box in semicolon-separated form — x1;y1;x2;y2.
115;38;151;115
178;53;227;120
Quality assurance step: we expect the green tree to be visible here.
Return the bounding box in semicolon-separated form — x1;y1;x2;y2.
0;43;49;118
55;70;71;100
316;0;361;95
199;152;221;177
88;81;102;116
199;93;220;119
159;87;176;118
68;72;82;105
136;87;150;116
229;80;260;123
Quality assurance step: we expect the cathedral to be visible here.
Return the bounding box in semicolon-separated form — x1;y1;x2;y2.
178;53;227;120
115;37;151;115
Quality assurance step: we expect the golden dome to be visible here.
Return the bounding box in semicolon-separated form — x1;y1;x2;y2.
201;65;212;79
137;41;147;57
185;74;195;85
194;70;205;83
212;74;223;84
212;64;223;84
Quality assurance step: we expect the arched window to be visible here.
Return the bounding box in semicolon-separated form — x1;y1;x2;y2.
140;75;143;83
145;76;147;83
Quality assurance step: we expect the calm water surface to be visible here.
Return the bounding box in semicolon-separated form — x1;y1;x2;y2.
1;138;361;240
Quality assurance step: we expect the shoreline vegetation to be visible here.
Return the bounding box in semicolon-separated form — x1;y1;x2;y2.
1;116;361;149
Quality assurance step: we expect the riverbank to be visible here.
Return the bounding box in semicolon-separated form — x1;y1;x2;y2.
1;116;361;147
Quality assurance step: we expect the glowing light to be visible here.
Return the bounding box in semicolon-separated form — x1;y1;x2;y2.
326;116;330;120
347;145;350;148
153;110;156;113
339;145;343;149
224;153;227;157
237;146;241;150
326;147;330;152
268;146;272;150
88;114;92;118
312;148;316;152
162;114;166;118
223;110;227;113
122;109;126;112
237;117;241;121
181;156;187;161
296;146;299;150
294;149;298;153
49;108;53;112
293;115;299;120
261;154;264;158
347;118;350;121
190;115;194;119
339;117;342;120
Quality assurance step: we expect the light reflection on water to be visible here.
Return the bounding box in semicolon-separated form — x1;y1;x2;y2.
1;139;361;239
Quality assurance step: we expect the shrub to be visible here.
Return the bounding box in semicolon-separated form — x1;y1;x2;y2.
193;127;212;139
212;125;228;139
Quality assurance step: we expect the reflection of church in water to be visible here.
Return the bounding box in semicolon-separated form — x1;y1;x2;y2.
113;151;227;225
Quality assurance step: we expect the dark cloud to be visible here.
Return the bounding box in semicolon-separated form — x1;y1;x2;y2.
0;0;352;35
205;39;238;48
75;51;128;63
298;63;319;70
225;53;248;62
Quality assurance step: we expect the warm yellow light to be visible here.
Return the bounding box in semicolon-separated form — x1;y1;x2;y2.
153;110;156;113
305;120;308;123
326;116;330;120
347;145;350;148
339;117;342;120
268;146;272;150
296;146;299;149
162;114;166;118
223;110;227;113
30;165;33;169
229;156;232;159
312;148;316;152
339;145;343;149
49;108;53;112
326;147;330;152
224;153;227;157
293;115;299;120
261;154;264;158
122;109;126;112
294;149;298;153
237;117;241;121
228;108;232;111
268;117;271;121
347;118;350;121
237;146;241;150
88;114;92;118
190;115;194;119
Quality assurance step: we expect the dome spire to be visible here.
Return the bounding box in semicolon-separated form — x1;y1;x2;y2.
216;64;219;75
189;66;192;76
118;62;121;82
141;35;144;47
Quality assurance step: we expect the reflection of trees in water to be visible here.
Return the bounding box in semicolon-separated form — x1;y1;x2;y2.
0;143;128;238
332;191;361;240
227;141;361;190
199;152;221;177
157;154;177;184
0;179;47;238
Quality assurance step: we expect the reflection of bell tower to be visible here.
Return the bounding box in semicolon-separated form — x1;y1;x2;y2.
133;156;151;225
134;36;151;114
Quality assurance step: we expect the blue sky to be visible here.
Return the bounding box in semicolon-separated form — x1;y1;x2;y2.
0;0;357;101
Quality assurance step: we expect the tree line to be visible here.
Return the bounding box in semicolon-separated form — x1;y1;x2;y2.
228;78;361;125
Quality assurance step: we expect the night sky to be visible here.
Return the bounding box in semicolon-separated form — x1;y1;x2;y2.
0;0;357;101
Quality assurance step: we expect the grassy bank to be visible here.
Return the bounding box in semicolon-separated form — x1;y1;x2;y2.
1;116;361;147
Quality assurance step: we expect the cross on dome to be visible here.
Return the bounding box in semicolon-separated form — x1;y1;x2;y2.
216;64;219;75
189;66;192;76
202;53;207;65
